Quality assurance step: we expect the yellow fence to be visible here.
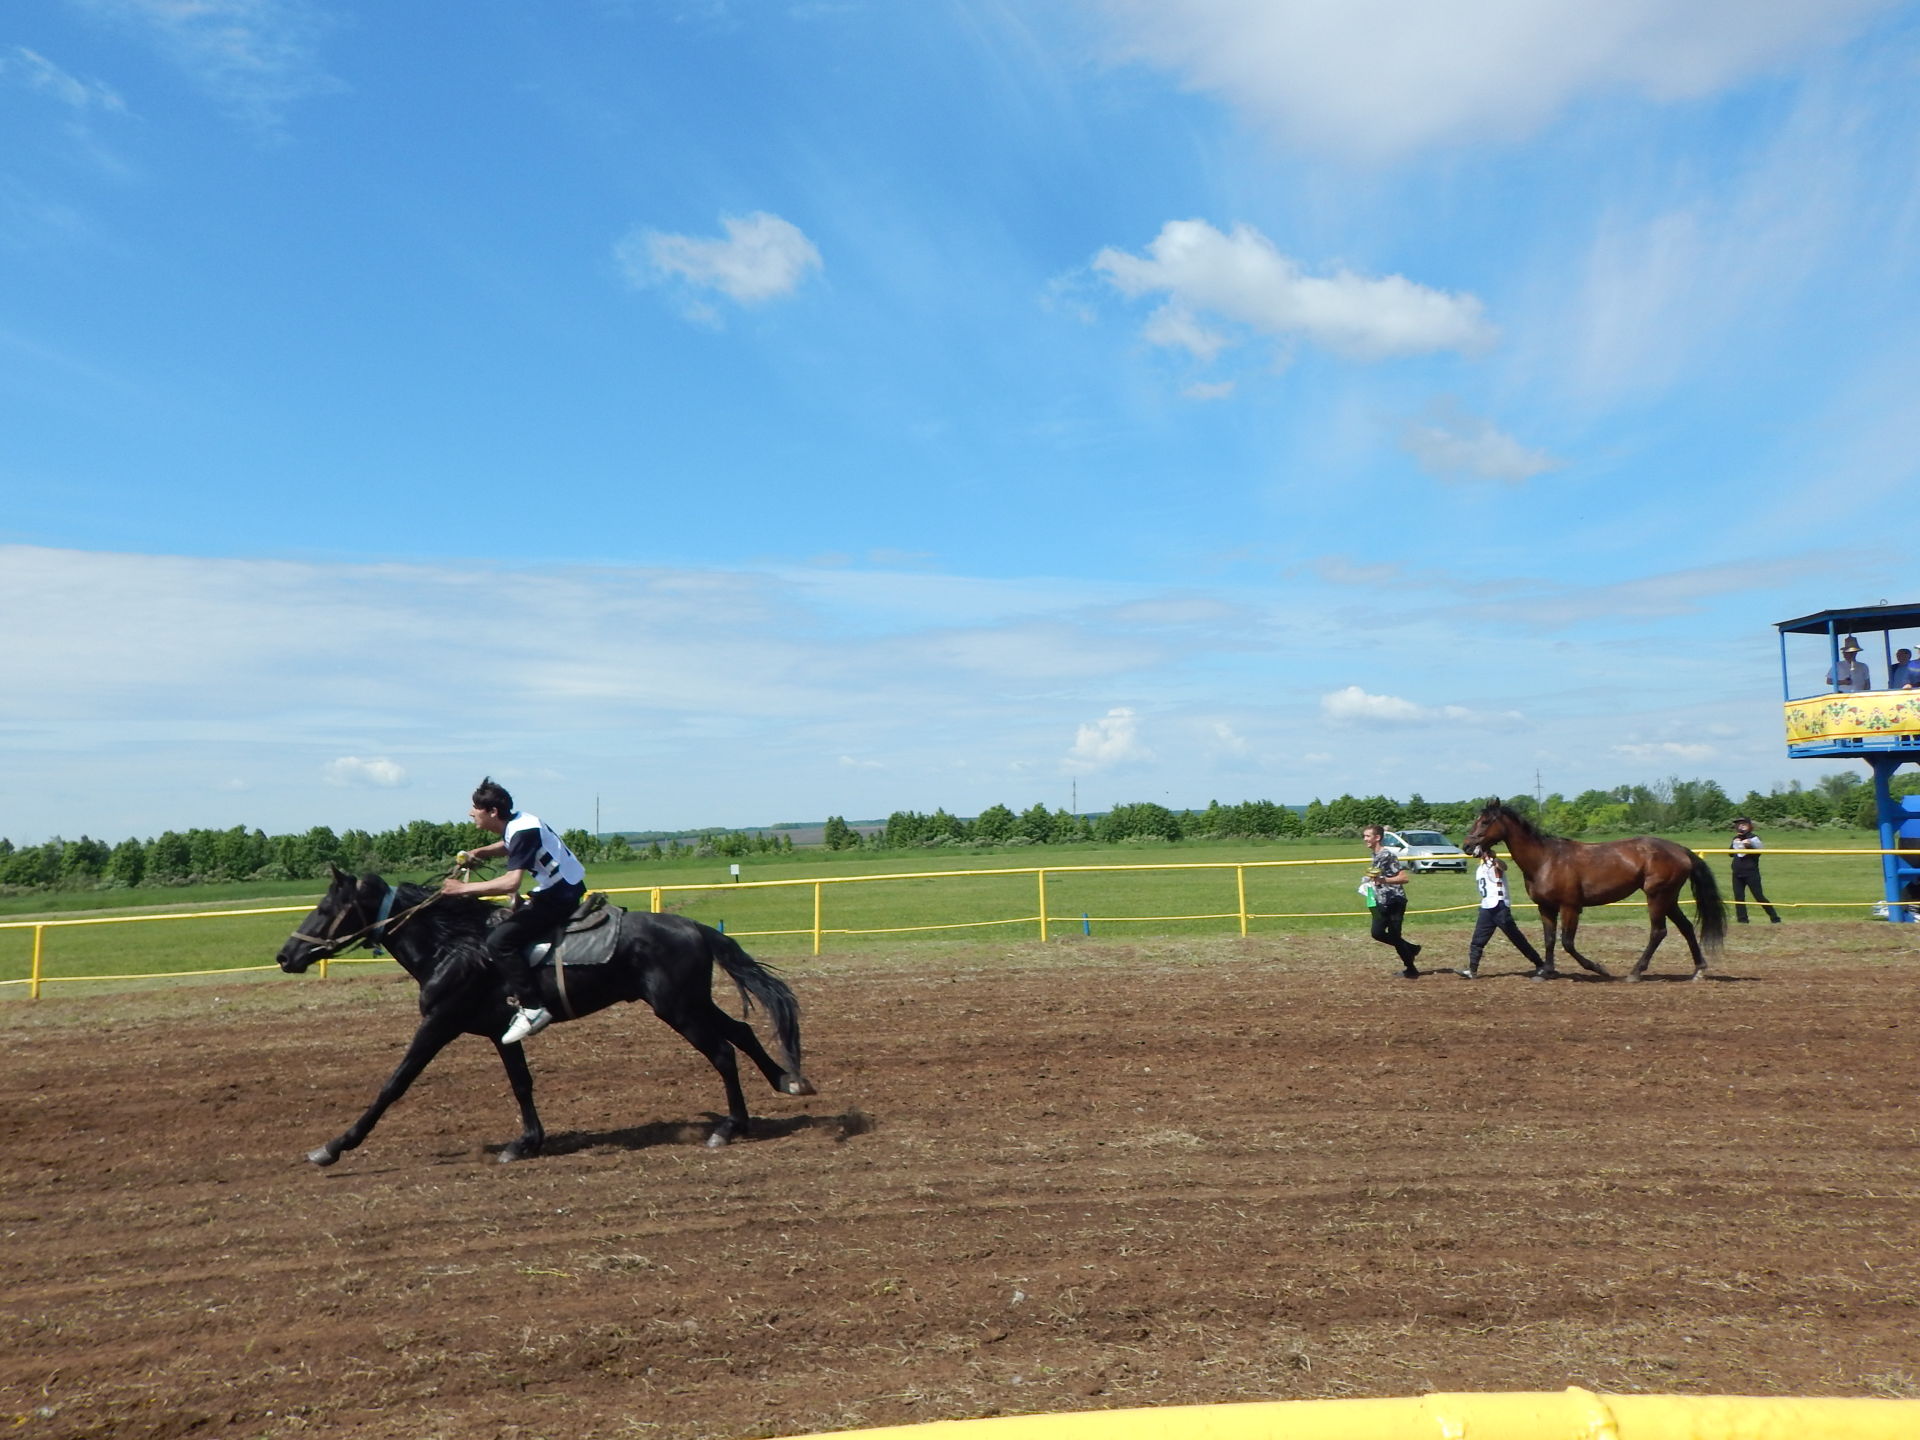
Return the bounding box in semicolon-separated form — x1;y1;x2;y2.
770;1389;1920;1440
0;850;1910;999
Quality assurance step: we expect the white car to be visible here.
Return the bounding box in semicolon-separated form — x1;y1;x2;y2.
1379;828;1469;872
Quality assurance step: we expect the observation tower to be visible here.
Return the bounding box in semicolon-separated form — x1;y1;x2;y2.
1775;602;1920;921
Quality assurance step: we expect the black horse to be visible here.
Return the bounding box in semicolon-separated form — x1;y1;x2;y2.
276;866;815;1166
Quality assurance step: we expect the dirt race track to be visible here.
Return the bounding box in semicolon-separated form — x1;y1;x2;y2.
7;924;1920;1440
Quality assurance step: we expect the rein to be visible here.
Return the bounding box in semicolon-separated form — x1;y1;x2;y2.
288;882;449;959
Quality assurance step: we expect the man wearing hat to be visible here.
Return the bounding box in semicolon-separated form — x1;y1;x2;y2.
1728;817;1782;924
1827;636;1871;692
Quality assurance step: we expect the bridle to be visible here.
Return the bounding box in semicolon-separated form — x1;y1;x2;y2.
287;880;445;961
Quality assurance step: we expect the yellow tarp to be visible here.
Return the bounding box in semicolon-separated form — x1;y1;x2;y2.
774;1389;1920;1440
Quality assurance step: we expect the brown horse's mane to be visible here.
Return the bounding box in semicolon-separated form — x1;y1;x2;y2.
1483;800;1576;853
1486;800;1545;841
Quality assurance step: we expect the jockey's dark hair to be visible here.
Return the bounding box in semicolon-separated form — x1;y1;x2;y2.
471;776;514;819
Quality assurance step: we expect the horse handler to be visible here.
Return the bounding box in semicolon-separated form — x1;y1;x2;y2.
1361;824;1423;978
1461;845;1546;978
1728;816;1782;924
440;776;587;1044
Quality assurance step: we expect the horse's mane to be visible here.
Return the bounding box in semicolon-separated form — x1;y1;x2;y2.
1485;800;1561;846
383;880;495;959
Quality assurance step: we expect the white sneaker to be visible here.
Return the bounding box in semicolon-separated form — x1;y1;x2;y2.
501;1006;552;1045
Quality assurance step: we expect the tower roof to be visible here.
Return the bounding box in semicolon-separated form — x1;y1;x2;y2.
1775;601;1920;637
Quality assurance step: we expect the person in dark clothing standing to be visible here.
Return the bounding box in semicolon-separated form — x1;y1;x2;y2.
1728;816;1782;924
1460;844;1547;978
1362;824;1423;978
441;776;588;1044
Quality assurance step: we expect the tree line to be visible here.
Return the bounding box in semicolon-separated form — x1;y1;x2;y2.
2;771;1907;894
0;816;805;894
828;771;1907;851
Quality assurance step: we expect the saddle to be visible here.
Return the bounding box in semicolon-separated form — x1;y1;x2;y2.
526;892;623;971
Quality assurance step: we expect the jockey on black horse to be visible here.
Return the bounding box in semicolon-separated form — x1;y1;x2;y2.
441;776;585;1045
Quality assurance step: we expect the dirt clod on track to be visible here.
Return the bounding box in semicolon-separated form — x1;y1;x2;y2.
5;926;1920;1440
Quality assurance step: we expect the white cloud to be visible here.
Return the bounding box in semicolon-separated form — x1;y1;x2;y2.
75;0;340;128
1182;380;1236;402
1613;741;1718;763
1399;403;1562;482
0;543;1870;843
1207;721;1249;757
1141;303;1230;360
1320;686;1523;726
617;211;823;305
1322;686;1426;724
1092;0;1896;161
1067;706;1152;770
2;47;126;113
1438;551;1859;631
1544;77;1877;405
1095;220;1495;361
324;757;409;789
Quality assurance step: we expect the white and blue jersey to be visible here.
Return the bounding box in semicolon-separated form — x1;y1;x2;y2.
503;812;586;893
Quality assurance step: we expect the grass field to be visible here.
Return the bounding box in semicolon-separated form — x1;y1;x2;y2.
0;832;1902;994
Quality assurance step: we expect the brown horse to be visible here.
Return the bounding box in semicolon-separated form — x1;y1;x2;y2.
1461;801;1726;981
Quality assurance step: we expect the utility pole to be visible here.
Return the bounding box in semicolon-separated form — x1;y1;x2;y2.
1534;770;1544;812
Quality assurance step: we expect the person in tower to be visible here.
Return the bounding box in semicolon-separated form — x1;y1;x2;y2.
440;776;587;1045
1827;636;1870;692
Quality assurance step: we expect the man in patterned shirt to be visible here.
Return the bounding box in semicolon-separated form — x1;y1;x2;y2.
1362;824;1423;978
441;777;588;1044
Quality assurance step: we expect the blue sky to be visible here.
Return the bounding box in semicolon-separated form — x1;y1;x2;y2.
5;0;1919;844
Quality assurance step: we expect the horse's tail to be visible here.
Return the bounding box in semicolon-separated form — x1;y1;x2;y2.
1689;850;1726;954
711;931;805;1076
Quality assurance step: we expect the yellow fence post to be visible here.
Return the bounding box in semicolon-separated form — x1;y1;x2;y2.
1037;870;1049;942
650;887;662;914
812;882;823;956
1236;865;1248;938
30;924;44;1000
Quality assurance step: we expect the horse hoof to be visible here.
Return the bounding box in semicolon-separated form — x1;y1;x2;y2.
784;1076;817;1096
1530;969;1558;981
306;1146;339;1167
705;1129;734;1149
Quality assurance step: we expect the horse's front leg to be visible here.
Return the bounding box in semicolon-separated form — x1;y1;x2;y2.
308;1018;457;1167
493;1038;545;1162
1559;907;1614;979
1533;904;1562;979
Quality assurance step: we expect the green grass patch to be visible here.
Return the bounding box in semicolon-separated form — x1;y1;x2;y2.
1;832;1900;993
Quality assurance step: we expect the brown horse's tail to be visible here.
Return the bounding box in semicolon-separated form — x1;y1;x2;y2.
1689;851;1727;954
